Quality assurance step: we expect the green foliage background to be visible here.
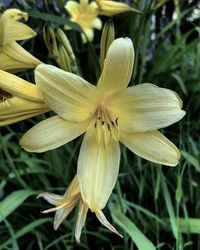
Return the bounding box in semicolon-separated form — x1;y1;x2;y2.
0;0;200;249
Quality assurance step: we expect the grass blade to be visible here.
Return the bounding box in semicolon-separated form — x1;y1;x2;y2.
160;169;178;239
0;218;51;248
111;205;156;250
0;190;36;223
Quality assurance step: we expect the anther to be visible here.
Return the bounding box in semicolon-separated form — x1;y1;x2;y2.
115;118;119;126
107;123;111;131
111;121;115;127
102;121;105;125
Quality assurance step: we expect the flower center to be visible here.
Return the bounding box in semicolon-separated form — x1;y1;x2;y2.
72;5;97;28
93;106;119;146
0;89;12;103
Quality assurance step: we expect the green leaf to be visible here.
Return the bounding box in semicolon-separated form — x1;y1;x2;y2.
0;190;36;223
171;73;187;95
0;218;51;248
160;169;178;239
178;218;200;234
181;150;200;172
27;10;82;32
164;218;200;234
111;206;156;250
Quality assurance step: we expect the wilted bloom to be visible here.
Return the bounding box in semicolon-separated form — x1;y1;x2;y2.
96;0;140;16
0;70;49;126
65;0;102;43
38;175;122;241
0;9;41;73
21;38;185;213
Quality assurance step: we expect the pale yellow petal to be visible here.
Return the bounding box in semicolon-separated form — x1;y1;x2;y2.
37;192;66;206
95;210;123;237
0;97;49;126
20;115;88;152
35;64;97;122
54;196;79;230
75;199;88;242
108;83;186;133
120;130;180;166
92;18;102;29
41;194;79;214
0;112;47;126
3;21;36;45
54;207;73;230
64;175;80;197
97;38;134;94
65;1;79;16
77;128;120;212
83;27;94;42
88;1;99;13
80;0;89;6
1;42;41;73
54;176;80;230
97;0;139;16
0;9;35;45
0;70;44;102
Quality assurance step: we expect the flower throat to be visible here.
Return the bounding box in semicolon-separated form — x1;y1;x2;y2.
0;89;12;103
93;106;119;147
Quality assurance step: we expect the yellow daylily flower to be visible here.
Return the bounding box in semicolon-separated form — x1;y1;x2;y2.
38;175;122;242
0;9;41;73
20;38;185;213
96;0;140;16
0;70;49;126
65;0;102;43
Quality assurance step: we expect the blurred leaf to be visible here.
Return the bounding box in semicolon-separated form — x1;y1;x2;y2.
178;218;200;234
171;73;187;95
27;10;82;32
0;218;51;248
0;190;36;223
181;150;200;172
111;206;156;250
156;8;192;39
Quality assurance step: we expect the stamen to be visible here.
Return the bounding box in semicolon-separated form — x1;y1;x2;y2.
101;109;111;146
93;107;119;147
115;118;119;126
